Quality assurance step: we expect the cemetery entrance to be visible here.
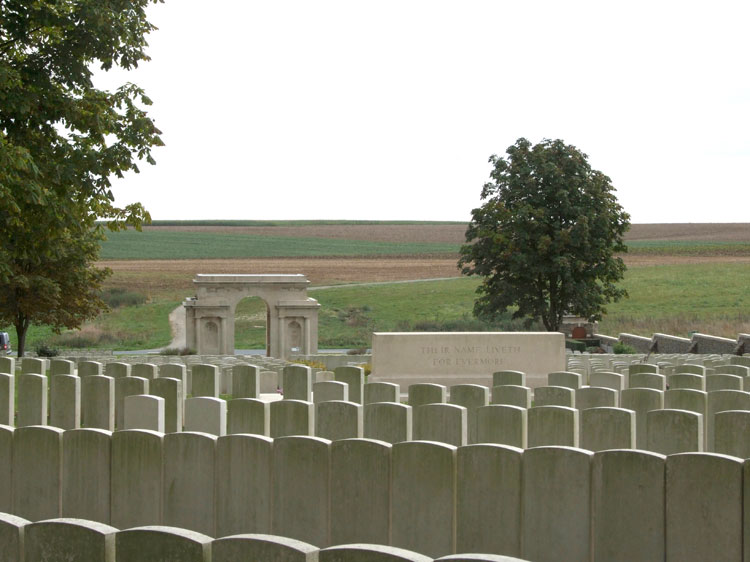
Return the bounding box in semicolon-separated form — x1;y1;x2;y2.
183;274;319;359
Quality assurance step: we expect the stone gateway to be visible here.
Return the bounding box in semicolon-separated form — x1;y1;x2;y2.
184;274;319;358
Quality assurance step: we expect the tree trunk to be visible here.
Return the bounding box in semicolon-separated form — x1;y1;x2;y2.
14;316;28;357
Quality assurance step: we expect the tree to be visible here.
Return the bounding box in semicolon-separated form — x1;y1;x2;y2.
458;138;630;332
0;1;163;355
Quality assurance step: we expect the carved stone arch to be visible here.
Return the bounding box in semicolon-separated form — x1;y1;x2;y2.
184;274;319;358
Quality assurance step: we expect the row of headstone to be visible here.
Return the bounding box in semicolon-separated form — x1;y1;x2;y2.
0;514;527;562
1;429;745;561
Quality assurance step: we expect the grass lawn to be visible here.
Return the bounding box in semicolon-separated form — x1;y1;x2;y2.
6;262;749;353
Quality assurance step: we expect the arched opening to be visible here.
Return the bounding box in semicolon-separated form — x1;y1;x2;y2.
234;296;269;355
203;320;220;355
287;320;303;354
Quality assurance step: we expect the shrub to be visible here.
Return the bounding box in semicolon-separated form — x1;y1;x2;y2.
35;343;59;357
52;327;120;348
347;347;368;355
613;342;637;354
100;287;147;308
160;347;196;356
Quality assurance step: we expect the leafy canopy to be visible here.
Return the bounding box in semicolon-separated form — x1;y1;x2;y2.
0;0;164;354
459;138;630;332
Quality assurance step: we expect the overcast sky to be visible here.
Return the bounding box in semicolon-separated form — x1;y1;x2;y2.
96;0;750;223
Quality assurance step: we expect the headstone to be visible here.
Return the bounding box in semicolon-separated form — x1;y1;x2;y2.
111;430;163;529
0;356;15;374
315;400;363;441
413;403;467;447
81;375;114;431
0;426;11;512
259;370;278;393
666;452;743;561
449;384;489;444
104;362;130;378
647;409;703;454
115;527;212;562
320;545;432;561
522;446;593;562
493;370;526;387
576;386;618;410
227;398;270;436
334;366;365;404
12;425;63;520
25;519;117;562
476;405;527;449
547;371;582;389
184;396;226;436
232;364;260;398
590;371;625;392
283;364;312;401
491;385;531;408
313;381;349;403
114;376;149;430
22;357;45;375
124;395;165;432
215;434;273;537
408;383;447;407
629;373;666;391
629;363;659;375
527;406;578;447
0;373;14;426
62;428;112;522
580;407;635;452
363;402;412;444
534;386;575;408
330;438;392;546
191;364;219;398
49;359;74;376
132;362;158;381
272;436;331;547
364;381;400;404
49;374;81;430
674;364;706;376
212;534;319;562
714;410;750;458
78;361;103;377
667;373;705;391
150;376;183;433
592;449;665;561
0;512;28;562
163;432;217;537
16;373;47;427
621;388;664;449
706;374;743;392
159;363;187;390
707;390;750;451
456;443;522;557
392;440;456;558
270;399;314;438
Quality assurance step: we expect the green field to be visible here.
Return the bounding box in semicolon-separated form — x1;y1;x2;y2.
8;261;748;353
99;230;460;259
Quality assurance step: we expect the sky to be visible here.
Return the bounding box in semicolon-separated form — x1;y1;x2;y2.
96;0;750;223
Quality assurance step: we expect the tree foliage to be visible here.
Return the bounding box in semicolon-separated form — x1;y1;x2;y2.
0;0;163;355
459;138;630;332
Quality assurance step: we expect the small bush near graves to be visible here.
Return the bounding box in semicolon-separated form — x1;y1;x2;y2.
613;342;637;354
52;327;121;348
160;347;196;356
34;343;59;357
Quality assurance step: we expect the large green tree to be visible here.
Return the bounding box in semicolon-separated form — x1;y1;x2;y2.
0;0;163;355
459;138;630;332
